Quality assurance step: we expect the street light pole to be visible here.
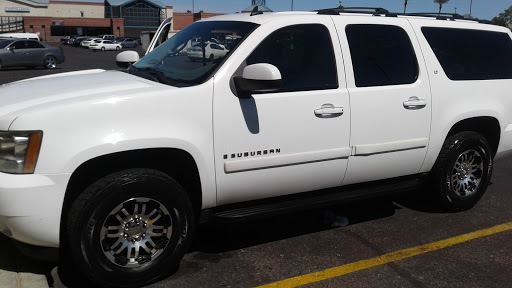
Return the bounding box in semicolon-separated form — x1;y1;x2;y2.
470;0;472;16
192;0;195;14
291;0;293;11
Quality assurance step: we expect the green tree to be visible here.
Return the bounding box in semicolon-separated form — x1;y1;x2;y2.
492;5;512;30
434;0;449;15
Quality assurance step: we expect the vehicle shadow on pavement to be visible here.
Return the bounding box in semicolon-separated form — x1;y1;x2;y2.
0;234;56;285
192;197;397;254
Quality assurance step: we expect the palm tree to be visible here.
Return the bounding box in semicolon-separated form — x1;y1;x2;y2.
434;0;450;15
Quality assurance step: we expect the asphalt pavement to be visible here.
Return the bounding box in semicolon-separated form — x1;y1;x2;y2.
0;42;511;288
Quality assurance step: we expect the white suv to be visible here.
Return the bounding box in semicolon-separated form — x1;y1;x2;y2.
1;7;511;287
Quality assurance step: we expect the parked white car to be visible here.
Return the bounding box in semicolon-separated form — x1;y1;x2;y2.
187;42;228;61
80;38;101;48
1;7;512;288
89;39;121;51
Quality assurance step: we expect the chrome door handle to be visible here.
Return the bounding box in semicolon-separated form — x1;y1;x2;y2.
314;104;344;118
403;96;427;109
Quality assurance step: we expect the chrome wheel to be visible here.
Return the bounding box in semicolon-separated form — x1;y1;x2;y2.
45;56;56;69
450;149;483;197
100;197;175;267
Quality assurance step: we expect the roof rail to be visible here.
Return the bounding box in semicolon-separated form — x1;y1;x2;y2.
386;12;492;24
316;7;390;15
316;8;493;24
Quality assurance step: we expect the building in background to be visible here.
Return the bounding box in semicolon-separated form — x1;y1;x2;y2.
0;0;173;41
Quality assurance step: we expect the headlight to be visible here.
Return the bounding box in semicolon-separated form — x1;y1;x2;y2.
0;131;42;174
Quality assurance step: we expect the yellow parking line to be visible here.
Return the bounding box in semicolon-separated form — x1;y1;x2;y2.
256;222;512;288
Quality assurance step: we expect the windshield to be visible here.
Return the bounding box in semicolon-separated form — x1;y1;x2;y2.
131;21;258;87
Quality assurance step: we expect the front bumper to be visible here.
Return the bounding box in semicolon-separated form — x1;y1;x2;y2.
0;172;71;248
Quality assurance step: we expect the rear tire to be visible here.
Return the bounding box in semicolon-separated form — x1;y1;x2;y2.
66;168;194;287
101;47;105;51
430;131;493;211
44;55;57;69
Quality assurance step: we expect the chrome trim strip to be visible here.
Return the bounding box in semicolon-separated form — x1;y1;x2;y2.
224;147;351;173
353;138;428;156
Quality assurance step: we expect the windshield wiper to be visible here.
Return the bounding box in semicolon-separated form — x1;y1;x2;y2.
127;66;169;85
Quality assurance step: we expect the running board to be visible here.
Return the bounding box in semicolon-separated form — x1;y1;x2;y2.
202;175;421;223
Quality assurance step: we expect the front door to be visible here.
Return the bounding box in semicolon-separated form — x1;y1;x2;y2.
213;18;351;205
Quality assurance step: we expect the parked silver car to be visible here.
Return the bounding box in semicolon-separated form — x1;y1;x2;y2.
0;39;64;69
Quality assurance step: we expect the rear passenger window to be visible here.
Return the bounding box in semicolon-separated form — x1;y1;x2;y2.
246;24;338;92
27;41;44;49
346;24;419;87
422;27;512;80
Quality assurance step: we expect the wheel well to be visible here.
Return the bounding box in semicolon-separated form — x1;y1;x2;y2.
59;148;202;245
447;117;500;156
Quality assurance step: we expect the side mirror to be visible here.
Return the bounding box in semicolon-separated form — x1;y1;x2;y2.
7;46;14;51
234;63;282;98
116;51;140;68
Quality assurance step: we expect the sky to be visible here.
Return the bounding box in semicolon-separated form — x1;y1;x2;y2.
78;0;511;21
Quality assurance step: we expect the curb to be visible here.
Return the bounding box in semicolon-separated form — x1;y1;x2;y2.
0;270;49;288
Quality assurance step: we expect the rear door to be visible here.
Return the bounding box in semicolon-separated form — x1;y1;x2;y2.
103;40;114;50
25;40;46;65
332;17;432;185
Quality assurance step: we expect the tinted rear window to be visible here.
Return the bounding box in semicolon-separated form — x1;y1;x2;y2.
422;27;512;80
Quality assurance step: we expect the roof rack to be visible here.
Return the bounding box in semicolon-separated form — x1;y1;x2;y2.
387;12;492;23
316;8;493;24
316;7;390;15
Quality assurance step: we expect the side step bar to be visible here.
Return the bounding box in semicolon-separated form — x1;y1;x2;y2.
201;175;422;223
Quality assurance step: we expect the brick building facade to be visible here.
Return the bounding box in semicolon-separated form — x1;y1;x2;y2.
1;0;173;41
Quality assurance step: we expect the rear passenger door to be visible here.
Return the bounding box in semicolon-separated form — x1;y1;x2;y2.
332;17;432;185
25;41;46;65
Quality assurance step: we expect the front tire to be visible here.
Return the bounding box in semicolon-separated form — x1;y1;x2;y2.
430;131;493;211
66;169;194;287
101;47;105;51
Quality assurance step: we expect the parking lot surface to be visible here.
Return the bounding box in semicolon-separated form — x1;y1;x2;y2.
1;42;512;288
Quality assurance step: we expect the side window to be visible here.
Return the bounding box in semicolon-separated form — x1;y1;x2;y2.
104;41;112;44
422;27;512;80
246;24;338;92
346;24;419;87
27;41;43;49
11;41;27;49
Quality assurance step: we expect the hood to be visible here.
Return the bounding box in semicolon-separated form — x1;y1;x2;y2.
0;69;175;118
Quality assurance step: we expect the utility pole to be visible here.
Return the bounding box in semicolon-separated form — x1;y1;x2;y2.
192;0;195;14
404;0;408;13
455;7;457;14
291;0;293;11
470;0;473;16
